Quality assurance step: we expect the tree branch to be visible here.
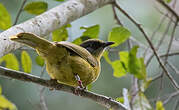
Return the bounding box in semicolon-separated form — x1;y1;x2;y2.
0;66;127;110
0;0;114;57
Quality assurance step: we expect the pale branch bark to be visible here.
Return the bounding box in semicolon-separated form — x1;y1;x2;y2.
0;66;127;110
0;0;114;57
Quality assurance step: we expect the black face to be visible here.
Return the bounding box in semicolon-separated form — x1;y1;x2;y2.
80;39;114;54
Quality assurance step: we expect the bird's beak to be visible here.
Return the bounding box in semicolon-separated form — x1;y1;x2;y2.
104;41;115;47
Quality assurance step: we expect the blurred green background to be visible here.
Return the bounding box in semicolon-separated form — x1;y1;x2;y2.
0;0;179;110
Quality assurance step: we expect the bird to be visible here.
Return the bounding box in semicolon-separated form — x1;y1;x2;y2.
10;33;114;88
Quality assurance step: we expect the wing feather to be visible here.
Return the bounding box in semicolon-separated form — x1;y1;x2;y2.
55;41;98;67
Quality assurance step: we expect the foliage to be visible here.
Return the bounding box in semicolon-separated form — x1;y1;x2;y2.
0;85;17;110
24;1;48;15
21;51;32;73
0;3;11;30
52;24;71;42
0;53;19;71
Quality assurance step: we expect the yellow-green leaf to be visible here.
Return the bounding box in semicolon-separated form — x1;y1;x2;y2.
116;97;124;103
0;53;19;71
108;26;131;47
35;56;44;67
119;51;129;71
21;51;32;73
0;3;11;30
87;84;92;91
156;101;165;110
52;24;71;42
164;0;172;3
112;60;127;78
55;0;65;1
73;36;90;45
103;51;112;64
80;24;100;38
0;95;17;110
24;1;48;15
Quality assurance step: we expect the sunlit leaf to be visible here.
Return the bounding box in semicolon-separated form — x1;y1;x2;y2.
112;60;127;77
156;101;165;110
103;51;111;64
87;84;92;91
21;51;32;73
116;97;124;103
0;3;11;30
73;36;90;45
24;1;48;15
133;92;152;110
119;51;129;71
108;26;131;47
52;24;71;42
35;56;44;67
55;0;65;1
0;95;17;110
128;46;146;80
73;25;100;45
164;0;172;3
80;24;100;38
0;53;19;71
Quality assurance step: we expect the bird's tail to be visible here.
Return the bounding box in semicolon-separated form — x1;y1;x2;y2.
10;33;53;55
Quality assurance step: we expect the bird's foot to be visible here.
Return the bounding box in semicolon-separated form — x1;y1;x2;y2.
74;86;86;96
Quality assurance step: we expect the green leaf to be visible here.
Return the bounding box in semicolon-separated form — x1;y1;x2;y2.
112;60;127;78
80;24;100;38
108;26;131;47
55;0;65;1
0;53;19;71
156;101;165;110
103;51;112;64
87;84;92;91
116;97;124;103
164;0;172;3
119;51;129;72
24;1;48;15
0;3;11;30
73;24;100;45
133;92;152;110
21;51;32;73
0;95;17;110
35;56;44;67
52;24;71;42
73;36;90;45
128;46;146;79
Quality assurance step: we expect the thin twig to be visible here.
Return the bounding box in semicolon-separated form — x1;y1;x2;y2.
160;52;179;57
112;4;123;26
13;0;27;25
163;91;179;105
167;61;179;75
114;3;179;90
0;66;127;110
156;0;179;20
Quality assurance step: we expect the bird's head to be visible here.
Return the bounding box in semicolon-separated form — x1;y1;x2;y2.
80;39;114;59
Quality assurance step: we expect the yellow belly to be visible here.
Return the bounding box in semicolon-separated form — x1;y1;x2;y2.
46;55;100;87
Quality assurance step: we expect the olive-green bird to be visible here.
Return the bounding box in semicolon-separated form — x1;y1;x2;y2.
10;33;114;88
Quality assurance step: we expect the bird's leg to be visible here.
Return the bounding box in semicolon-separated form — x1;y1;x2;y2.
75;74;84;89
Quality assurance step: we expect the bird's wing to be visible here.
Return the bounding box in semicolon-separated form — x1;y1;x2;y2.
55;41;98;67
